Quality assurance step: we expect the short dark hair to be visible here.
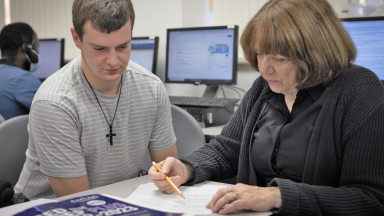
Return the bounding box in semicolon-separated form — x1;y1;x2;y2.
72;0;135;40
0;22;34;62
240;0;356;89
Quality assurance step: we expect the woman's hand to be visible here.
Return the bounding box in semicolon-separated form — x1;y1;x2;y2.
206;183;281;214
148;157;193;194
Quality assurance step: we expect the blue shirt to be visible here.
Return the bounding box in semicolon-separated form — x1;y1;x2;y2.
0;59;41;120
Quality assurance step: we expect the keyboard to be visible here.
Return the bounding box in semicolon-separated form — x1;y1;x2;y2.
169;96;239;108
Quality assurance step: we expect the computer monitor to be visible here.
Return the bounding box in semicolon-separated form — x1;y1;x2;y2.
165;26;239;97
130;37;159;74
33;38;65;81
341;16;384;82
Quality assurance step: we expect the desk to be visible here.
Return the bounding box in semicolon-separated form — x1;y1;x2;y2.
56;176;230;201
202;125;225;142
55;176;269;216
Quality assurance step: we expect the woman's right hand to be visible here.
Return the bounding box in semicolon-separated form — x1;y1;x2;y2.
148;157;193;194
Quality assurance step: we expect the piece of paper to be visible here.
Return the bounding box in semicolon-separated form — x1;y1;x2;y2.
126;183;219;214
126;183;272;216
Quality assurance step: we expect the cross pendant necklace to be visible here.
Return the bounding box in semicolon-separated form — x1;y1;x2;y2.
106;126;116;145
83;71;122;146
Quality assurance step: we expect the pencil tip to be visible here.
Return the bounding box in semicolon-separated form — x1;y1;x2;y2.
180;193;185;199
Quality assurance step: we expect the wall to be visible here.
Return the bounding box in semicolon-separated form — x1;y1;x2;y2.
182;0;211;27
10;0;78;60
0;1;4;30
328;0;360;14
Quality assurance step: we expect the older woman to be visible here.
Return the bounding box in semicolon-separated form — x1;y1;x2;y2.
149;0;384;215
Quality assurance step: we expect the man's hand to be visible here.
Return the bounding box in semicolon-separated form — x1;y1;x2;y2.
148;157;193;194
48;175;90;198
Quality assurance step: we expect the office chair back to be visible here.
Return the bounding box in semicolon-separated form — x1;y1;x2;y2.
0;114;5;124
0;115;29;188
141;105;206;173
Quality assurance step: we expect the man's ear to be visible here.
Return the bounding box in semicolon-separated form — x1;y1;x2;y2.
20;44;26;53
70;27;81;49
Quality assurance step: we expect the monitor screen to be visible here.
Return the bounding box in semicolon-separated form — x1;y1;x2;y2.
130;37;159;74
165;26;238;85
341;17;384;80
33;39;64;80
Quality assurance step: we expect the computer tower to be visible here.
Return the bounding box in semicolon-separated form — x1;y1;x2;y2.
177;105;235;128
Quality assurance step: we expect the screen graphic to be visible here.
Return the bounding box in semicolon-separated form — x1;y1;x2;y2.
167;29;235;82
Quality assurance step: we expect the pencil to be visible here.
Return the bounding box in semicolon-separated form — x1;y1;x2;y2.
152;161;185;199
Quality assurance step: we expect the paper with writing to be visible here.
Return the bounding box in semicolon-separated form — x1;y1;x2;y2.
126;183;272;216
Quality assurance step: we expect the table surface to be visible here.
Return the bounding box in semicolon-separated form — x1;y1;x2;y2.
56;176;229;201
201;125;225;136
55;176;270;216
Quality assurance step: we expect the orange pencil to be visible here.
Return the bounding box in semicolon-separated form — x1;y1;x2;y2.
152;161;185;199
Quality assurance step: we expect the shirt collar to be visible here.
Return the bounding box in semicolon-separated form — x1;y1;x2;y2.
306;85;325;102
0;59;17;67
265;84;325;107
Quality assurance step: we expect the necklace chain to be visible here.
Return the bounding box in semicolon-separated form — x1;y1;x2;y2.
82;71;123;136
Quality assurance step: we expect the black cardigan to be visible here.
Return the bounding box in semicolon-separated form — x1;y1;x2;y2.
180;64;384;215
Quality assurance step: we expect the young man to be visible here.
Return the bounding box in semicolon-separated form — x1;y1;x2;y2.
0;23;41;120
15;0;177;199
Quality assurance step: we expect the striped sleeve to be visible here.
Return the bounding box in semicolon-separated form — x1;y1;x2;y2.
148;82;176;151
29;100;87;178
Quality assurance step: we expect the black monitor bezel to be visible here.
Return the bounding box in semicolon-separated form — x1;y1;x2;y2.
165;25;239;85
36;38;65;81
340;16;384;83
340;16;384;22
131;36;159;74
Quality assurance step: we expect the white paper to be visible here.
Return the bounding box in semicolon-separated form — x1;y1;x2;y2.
126;183;220;214
126;183;272;216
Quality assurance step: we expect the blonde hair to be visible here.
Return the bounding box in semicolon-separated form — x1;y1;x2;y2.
240;0;356;89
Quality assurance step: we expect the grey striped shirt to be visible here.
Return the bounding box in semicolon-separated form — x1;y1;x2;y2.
15;56;176;199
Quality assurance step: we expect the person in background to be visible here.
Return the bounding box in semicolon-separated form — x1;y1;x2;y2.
149;0;384;215
14;0;177;199
0;22;41;120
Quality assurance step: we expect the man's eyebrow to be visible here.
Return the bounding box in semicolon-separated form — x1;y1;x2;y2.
89;43;104;48
89;40;131;48
119;40;131;46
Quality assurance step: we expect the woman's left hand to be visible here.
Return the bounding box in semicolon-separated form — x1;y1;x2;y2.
205;183;281;214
